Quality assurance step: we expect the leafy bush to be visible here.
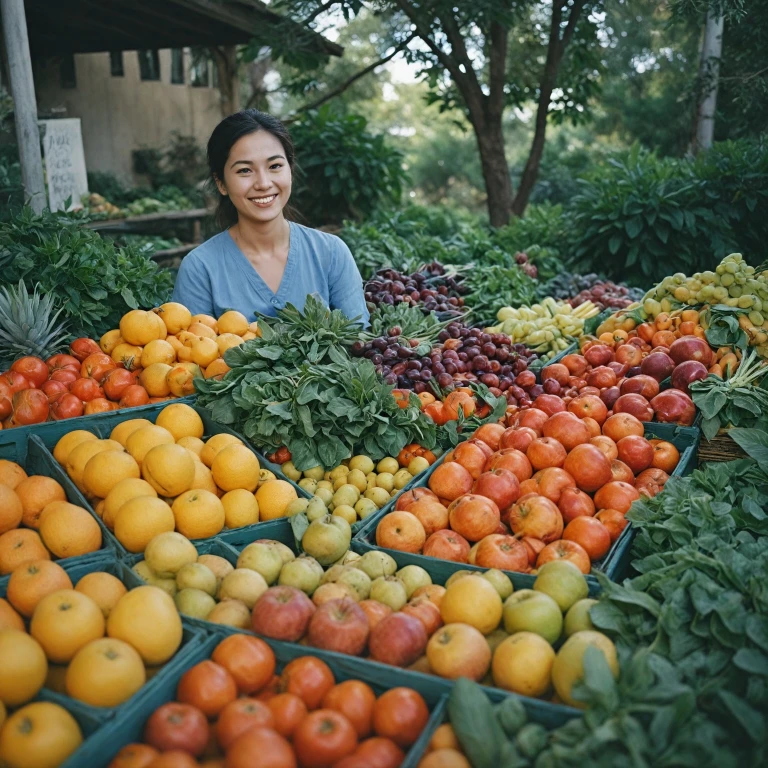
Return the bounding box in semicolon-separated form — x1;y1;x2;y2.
569;145;737;285
0;207;174;339
290;106;408;226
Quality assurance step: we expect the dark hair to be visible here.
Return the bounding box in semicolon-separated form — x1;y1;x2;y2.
207;109;296;230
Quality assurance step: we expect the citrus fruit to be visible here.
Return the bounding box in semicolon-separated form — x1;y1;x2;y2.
126;425;175;465
0;485;22;535
155;403;204;441
114;497;175;554
75;572;128;618
220;489;260;528
217;310;249;336
83;451;140;499
6;560;72;618
0;529;50;576
14;476;66;530
172;490;225;539
200;433;242;468
0;459;28;490
52;431;97;467
39;503;102;559
109;419;153;448
142;444;196;497
255;480;298;521
211;444;260;492
0;630;48;706
103;479;158;531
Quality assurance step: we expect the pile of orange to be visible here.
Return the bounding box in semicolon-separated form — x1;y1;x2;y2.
52;402;298;554
0;460;102;575
108;634;431;768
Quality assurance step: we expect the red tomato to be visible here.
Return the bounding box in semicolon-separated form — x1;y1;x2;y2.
143;702;209;757
10;357;49;388
70;377;103;402
46;354;81;372
0;370;31;392
40;380;70;401
80;353;116;383
11;388;49;425
50;392;85;421
49;368;79;386
69;338;102;362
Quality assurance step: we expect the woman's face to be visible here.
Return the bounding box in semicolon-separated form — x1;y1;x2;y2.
217;130;292;225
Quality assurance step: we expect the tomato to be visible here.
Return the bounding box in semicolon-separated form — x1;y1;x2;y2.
140;750;198;768
177;660;238;719
336;738;405;768
216;698;275;750
211;635;276;695
423;402;449;425
391;389;411;409
49;392;85;421
102;369;136;401
0;370;31;392
443;391;476;420
10;356;49;388
0;384;11;420
84;397;116;414
321;680;376;739
81;353;116;382
69;338;102;362
40;380;69;401
46;353;81;372
267;693;308;739
49;368;79;386
118;385;150;408
225;727;296;768
70;377;102;402
372;688;429;748
107;743;159;768
278;657;335;710
11;388;49;425
143;702;209;756
293;709;358;768
397;443;423;467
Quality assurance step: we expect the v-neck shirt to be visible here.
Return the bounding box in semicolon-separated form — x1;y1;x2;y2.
172;221;369;326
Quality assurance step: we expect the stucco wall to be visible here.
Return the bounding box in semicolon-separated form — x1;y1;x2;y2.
33;49;221;184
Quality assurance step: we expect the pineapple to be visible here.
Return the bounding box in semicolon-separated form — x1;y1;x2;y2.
0;280;70;368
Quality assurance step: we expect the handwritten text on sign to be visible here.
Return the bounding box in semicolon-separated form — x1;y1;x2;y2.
39;119;88;212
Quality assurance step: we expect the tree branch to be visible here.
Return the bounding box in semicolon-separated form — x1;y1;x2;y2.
284;31;417;121
438;12;483;96
487;20;508;120
300;0;337;26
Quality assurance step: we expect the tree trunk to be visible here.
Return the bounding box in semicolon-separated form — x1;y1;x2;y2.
473;119;513;227
211;45;240;118
693;10;724;153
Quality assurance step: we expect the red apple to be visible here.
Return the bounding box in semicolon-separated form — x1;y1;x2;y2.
307;598;369;656
671;360;708;396
401;597;443;636
584;344;614;367
669;336;713;367
620;374;660;400
251;586;315;642
650;389;696;425
368;612;428;667
613;393;654;422
600;386;621;409
472;468;520;511
640;351;675;382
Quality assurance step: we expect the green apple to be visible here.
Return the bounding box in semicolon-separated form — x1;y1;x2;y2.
278;554;323;595
502;589;563;645
175;562;217;596
356;550;397;579
369;575;407;611
302;514;351;566
396;564;432;598
552;630;619;707
564;598;598;637
533;560;589;612
174;588;216;619
237;542;284;585
483;569;514;600
144;531;197;578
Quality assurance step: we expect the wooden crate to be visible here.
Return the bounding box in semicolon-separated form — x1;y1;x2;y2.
697;429;748;464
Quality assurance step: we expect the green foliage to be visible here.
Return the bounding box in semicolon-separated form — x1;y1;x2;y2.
0;206;174;339
290;107;407;227
130;132;206;203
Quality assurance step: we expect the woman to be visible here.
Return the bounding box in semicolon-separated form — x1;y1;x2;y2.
172;110;368;325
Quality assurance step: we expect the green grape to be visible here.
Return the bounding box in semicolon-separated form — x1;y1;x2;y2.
729;285;743;298
737;295;754;309
720;273;735;287
724;262;739;274
713;286;729;301
700;271;717;284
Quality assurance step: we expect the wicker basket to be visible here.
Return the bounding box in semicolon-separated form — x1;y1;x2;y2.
698;429;748;465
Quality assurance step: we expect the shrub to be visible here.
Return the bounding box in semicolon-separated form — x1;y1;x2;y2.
0;206;174;339
290;107;408;227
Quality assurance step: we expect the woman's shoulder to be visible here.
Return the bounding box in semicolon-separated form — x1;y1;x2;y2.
182;231;234;270
290;222;348;253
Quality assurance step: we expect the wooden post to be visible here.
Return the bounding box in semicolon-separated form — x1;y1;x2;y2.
1;0;45;212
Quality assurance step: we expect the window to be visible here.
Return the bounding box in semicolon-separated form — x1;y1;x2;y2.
110;51;124;77
190;48;209;87
138;49;160;82
60;54;76;88
171;49;185;84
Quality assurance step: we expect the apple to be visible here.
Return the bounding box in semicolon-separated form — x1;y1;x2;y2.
395;565;432;599
312;582;357;605
552;630;619;707
613;393;653;422
472;469;521;511
671;360;708;395
640;351;675;382
174;588;216;619
278;555;324;595
355;550;398;580
307;597;369;655
144;531;198;578
368;612;428;667
426;623;491;681
502;589;563;644
218;568;268;609
491;632;555;697
358;599;392;631
482;568;514;600
533;560;589;612
669;336;712;367
254;539;295;565
251;585;315;641
302;515;351;566
369;576;408;611
206;599;251;629
335;567;372;601
197;554;234;585
401;596;443;636
650;389;696;425
237;542;284;585
564;598;598;637
175;563;217;597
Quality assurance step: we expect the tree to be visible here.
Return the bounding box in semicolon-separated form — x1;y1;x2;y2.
274;1;604;226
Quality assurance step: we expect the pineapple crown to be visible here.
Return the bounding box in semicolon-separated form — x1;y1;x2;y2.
0;280;70;369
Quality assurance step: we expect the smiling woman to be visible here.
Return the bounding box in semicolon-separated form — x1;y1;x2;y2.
172;110;369;326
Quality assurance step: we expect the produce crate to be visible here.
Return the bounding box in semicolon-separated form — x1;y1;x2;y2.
354;423;700;588
0;434;113;588
696;428;748;465
75;631;446;768
6;403;305;559
0;552;207;727
36;691;106;768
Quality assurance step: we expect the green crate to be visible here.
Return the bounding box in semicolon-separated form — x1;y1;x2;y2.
0;436;113;590
78;632;445;768
0;552;207;727
354;424;700;587
6;403;309;559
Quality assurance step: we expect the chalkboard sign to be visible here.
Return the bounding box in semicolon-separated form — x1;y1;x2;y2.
39;118;88;212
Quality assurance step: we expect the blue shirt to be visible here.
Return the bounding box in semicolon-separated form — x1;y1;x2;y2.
172;222;369;325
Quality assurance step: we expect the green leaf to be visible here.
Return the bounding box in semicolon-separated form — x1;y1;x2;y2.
733;648;768;676
728;428;768;470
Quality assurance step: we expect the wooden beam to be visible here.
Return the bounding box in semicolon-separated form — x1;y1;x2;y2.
1;0;45;212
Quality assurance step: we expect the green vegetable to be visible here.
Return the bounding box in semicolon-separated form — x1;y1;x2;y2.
515;723;548;759
448;678;505;768
495;696;528;737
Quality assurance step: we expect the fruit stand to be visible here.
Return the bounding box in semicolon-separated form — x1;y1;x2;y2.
1;246;767;768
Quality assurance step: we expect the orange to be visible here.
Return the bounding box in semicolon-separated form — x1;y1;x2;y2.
177;436;205;458
109;418;153;448
111;342;144;370
39;503;102;559
322;679;376;739
191;313;217;330
211;443;260;492
188;321;217;339
66;637;146;707
191;337;219;367
217;310;249;336
200;433;242;468
0;630;47;706
6;560;73;618
419;749;471;768
0;529;50;576
204;358;230;379
75;572;128;618
139;363;173;397
108;743;160;768
66;439;124;492
216;333;243;355
52;430;97;466
429;724;460;751
140;339;176;368
0;459;27;490
114;497;175;553
0;485;22;535
0;701;82;767
107;585;182;665
103;478;158;531
155;403;204;441
142;444;196;497
440;575;503;635
14;476;66;529
221;489;260;528
30;589;105;664
172;489;225;539
190;460;219;495
125;425;175;466
83;451;141;499
166;364;201;397
0;599;25;632
372;687;429;748
255;480;298;521
99;328;123;354
153;302;192;335
120;309;164;346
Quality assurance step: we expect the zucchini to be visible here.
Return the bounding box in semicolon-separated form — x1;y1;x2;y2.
448;678;506;768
